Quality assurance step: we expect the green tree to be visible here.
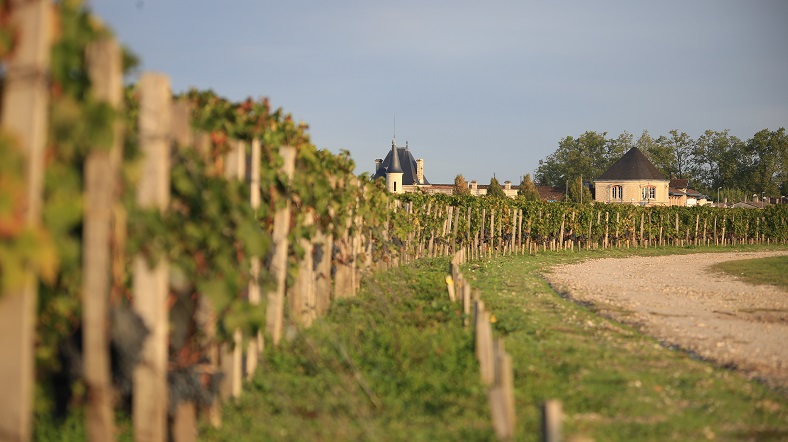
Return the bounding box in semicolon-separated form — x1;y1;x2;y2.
486;176;506;198
535;131;611;188
567;176;592;203
639;130;677;178
693;129;747;193
517;173;541;201
607;131;633;161
453;174;471;196
666;130;694;179
746;128;787;197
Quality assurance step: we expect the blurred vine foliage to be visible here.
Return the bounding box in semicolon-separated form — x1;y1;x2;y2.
22;0;403;413
393;194;788;251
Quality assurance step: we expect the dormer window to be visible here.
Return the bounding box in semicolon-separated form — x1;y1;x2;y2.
611;185;622;200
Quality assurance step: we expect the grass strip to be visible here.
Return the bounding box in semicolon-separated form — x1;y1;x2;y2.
200;257;495;441
466;244;788;441
709;255;788;290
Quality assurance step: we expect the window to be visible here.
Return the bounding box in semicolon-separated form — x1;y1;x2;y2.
642;186;656;200
611;185;623;200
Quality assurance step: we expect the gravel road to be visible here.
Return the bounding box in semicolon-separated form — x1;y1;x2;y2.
543;251;788;390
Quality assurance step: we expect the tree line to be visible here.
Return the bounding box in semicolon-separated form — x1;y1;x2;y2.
534;129;788;203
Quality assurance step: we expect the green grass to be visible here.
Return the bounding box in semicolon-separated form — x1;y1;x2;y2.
202;243;787;441
709;255;788;290
200;257;495;441
465;244;788;441
36;244;788;441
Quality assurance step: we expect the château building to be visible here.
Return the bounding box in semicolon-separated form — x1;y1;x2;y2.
593;147;670;205
372;139;562;200
372;138;429;193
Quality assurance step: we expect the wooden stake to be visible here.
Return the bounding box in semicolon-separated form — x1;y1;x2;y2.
289;211;316;325
0;2;53;440
451;205;460;253
133;72;172;442
475;308;494;385
463;283;472;327
490;210;495;256
246;138;262;379
265;146;297;347
172;401;197;442
220;141;245;401
83;37;123;442
542;400;562;442
314;228;333;317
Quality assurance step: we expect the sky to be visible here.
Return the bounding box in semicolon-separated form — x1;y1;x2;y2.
88;0;788;185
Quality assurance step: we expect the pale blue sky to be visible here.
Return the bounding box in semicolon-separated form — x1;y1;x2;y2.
89;0;788;184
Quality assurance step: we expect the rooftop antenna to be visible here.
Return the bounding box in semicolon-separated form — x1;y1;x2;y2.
393;115;396;147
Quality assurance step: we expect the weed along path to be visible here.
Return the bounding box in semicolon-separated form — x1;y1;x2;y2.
544;251;788;390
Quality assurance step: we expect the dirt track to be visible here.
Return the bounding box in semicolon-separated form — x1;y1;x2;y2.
544;251;788;390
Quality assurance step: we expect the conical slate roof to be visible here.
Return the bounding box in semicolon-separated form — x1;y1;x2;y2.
387;142;403;173
597;147;667;181
373;144;429;185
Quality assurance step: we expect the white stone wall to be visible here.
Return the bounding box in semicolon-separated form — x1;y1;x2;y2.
386;172;403;194
594;180;669;205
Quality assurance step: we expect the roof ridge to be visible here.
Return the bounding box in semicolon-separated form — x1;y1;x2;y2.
596;147;667;181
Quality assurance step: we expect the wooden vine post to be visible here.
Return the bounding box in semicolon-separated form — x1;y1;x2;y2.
334;195;356;298
444;205;453;256
474;301;494;385
639;212;645;247
465;207;472;256
220;141;244;401
0;2;53;440
265;145;297;347
353;182;364;289
452;205;460;254
542;400;563;442
558;217;565;251
83;37;123;442
497;209;503;254
133;72;172;442
517;209;523;254
289;210;316;326
587;217;593;251
480;208;486;257
247;138;263;378
490;210;495;256
169;101;198;442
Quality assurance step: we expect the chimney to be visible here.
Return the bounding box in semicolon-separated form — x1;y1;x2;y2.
471;180;478;193
375;158;383;173
416;159;424;184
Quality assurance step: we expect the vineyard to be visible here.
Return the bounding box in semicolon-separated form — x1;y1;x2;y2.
2;2;788;441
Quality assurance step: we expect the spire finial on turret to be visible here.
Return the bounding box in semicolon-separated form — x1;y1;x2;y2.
388;138;403;174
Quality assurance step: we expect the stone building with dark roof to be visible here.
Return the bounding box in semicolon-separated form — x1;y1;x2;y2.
373;139;429;193
668;178;709;207
594;147;670;205
372;139;563;201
